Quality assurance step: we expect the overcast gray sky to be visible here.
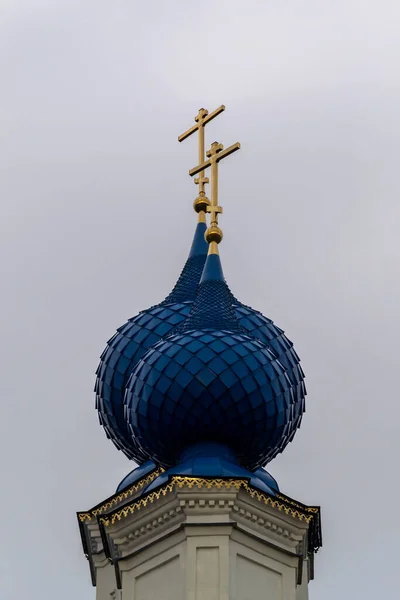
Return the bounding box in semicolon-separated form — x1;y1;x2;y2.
1;1;400;599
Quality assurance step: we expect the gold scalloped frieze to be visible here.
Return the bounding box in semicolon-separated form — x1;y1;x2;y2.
78;468;164;523
99;477;314;527
99;482;175;526
276;493;319;514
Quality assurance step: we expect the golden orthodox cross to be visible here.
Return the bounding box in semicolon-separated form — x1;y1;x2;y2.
189;140;240;253
178;106;225;218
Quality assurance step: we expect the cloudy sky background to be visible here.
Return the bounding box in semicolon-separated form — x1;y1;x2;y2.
1;1;400;598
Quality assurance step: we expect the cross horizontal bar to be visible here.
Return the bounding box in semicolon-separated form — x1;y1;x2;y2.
202;104;225;126
178;123;198;143
213;142;241;163
189;142;240;177
189;158;211;177
178;105;225;142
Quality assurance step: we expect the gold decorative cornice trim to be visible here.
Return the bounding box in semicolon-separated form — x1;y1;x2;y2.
100;481;175;526
276;493;319;514
78;468;164;523
99;477;315;527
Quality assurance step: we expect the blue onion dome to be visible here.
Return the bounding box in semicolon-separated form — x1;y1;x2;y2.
124;253;306;470
95;221;208;463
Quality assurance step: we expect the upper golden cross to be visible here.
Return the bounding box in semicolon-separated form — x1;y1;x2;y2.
189;140;240;253
178;105;225;221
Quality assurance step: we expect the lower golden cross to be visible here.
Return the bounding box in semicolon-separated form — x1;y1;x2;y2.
189;140;240;253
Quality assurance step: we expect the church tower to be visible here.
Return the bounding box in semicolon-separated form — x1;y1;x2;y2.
78;106;322;600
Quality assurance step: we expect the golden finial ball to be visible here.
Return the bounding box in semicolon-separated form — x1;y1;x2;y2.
193;195;211;214
205;225;223;245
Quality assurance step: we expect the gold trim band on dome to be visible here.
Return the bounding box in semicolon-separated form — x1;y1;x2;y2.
78;468;164;523
99;476;314;527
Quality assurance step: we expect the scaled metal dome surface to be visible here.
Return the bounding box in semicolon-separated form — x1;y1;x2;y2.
95;222;208;462
233;302;306;411
124;254;305;469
